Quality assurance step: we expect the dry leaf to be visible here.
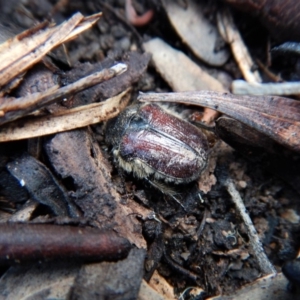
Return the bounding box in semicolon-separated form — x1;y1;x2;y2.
162;0;229;66
143;38;226;93
138;90;300;152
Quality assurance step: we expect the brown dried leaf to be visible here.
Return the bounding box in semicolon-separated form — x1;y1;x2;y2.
143;39;226;93
138;280;166;300
7;154;72;216
138;91;300;152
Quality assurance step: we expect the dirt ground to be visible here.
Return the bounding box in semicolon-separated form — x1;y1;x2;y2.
0;0;300;299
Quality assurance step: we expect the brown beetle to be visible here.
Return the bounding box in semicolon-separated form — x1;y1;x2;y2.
105;103;209;185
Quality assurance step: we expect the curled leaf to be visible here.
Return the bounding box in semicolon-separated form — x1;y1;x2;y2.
138;90;300;152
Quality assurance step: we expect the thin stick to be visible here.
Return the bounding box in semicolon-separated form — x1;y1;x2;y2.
0;63;127;125
224;178;276;275
0;89;131;142
217;10;261;84
232;80;300;96
0;223;130;265
0;12;102;87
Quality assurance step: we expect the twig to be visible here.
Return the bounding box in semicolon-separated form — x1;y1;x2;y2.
256;59;282;83
217;9;261;84
0;223;131;265
163;248;199;283
0;12;102;87
232;80;300;96
0;63;127;125
224;178;276;275
0;89;131;142
197;208;209;238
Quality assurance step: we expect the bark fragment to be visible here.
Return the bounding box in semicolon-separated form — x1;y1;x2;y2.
70;248;145;300
45;129;146;248
7;153;75;217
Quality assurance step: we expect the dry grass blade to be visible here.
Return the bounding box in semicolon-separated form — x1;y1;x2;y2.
138;91;300;152
0;12;102;87
0;89;131;142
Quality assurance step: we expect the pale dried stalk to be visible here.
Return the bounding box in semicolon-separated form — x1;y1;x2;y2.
0;63;127;125
0;89;131;142
232;79;300;96
0;12;102;87
217;10;262;84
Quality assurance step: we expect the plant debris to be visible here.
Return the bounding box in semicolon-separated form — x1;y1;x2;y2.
0;0;300;299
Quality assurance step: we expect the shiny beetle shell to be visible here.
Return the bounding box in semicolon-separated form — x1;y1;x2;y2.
105;103;209;184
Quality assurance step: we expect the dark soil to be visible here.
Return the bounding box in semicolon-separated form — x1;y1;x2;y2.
0;0;300;298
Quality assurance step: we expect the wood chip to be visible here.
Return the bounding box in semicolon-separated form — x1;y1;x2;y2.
45;129;147;248
143;38;226;93
162;0;229;66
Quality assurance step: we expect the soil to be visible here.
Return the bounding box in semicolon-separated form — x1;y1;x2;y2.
0;0;300;298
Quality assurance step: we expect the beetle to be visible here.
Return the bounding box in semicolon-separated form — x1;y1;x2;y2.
105;103;209;186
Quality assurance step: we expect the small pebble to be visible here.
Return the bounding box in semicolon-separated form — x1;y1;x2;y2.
238;180;247;189
114;36;131;51
111;25;127;39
